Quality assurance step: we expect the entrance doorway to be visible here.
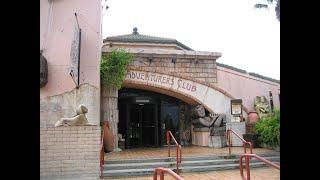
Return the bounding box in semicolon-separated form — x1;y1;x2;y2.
118;88;188;149
126;104;158;148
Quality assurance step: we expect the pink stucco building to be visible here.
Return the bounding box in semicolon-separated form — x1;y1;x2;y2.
40;0;103;178
102;28;280;150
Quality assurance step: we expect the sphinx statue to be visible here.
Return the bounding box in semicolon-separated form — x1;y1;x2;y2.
254;96;270;118
54;104;90;127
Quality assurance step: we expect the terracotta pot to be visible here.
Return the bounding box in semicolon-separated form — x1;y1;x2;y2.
103;122;114;153
248;111;260;124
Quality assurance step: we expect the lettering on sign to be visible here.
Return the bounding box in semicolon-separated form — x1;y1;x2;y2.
126;71;197;93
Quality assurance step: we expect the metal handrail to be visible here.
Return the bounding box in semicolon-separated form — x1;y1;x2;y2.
226;129;253;156
153;167;184;180
166;131;182;174
239;153;280;180
100;122;107;179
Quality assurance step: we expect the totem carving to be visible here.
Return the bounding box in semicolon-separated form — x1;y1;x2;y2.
254;96;270;118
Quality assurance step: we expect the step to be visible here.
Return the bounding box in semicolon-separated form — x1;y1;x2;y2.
105;157;175;164
181;156;279;167
103;161;279;177
180;162;279;173
104;161;176;170
104;156;279;170
104;152;279;164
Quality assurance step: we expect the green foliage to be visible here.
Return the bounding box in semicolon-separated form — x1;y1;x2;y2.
100;49;133;89
253;109;280;148
254;0;280;21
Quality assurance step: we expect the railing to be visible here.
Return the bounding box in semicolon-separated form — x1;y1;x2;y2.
100;123;107;179
226;129;253;156
239;154;280;180
166;131;182;174
153;167;184;180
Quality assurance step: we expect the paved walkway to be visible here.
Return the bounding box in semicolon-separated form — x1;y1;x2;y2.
105;146;276;160
106;167;280;180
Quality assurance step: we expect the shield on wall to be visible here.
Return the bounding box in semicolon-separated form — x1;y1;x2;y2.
40;52;48;88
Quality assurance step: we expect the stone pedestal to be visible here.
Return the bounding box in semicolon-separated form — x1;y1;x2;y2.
101;86;119;150
192;130;210;146
226;122;246;146
209;135;226;148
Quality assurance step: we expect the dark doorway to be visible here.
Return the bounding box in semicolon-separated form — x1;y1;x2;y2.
126;103;158;148
118;88;187;149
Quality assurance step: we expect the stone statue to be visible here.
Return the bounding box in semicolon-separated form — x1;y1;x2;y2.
192;113;226;128
190;105;206;118
54;104;90;127
254;96;270;118
192;116;212;128
209;113;227;136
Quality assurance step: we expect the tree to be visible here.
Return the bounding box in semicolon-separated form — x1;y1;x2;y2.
254;0;280;21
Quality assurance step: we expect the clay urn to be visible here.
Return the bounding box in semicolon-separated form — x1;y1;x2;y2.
103;122;114;153
248;111;260;124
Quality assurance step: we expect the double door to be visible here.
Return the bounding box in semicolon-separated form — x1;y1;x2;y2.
126;104;158;148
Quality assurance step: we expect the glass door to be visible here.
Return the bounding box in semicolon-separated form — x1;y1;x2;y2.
127;104;141;148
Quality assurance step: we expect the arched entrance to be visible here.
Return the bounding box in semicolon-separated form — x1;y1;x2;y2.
124;68;249;116
115;69;249;149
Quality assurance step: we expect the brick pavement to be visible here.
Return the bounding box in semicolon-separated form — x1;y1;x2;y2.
106;167;280;180
105;146;276;160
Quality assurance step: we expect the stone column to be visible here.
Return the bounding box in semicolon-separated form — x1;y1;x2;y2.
101;86;119;150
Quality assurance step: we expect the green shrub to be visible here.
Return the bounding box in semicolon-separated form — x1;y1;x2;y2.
253;109;280;148
100;49;133;89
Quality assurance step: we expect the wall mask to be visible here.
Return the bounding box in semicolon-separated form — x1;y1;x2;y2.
40;52;48;88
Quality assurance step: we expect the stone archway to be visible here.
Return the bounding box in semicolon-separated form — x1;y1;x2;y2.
101;68;249;150
124;68;249;119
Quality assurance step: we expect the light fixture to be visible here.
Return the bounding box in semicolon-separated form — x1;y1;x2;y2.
148;55;153;64
231;99;243;116
194;58;198;64
230;99;243;122
172;57;177;64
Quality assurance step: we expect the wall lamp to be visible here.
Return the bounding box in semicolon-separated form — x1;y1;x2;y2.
148;55;153;64
172;57;177;64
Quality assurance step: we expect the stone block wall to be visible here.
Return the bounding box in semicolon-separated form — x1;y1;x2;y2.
129;55;217;84
226;122;246;147
101;86;119;150
40;83;100;128
40;126;101;179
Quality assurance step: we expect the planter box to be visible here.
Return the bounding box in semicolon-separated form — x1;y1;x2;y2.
243;133;259;148
260;142;280;151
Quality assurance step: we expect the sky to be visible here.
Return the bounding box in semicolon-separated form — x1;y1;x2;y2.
102;0;280;80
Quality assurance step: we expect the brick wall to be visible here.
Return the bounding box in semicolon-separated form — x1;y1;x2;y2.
40;126;101;179
129;55;217;84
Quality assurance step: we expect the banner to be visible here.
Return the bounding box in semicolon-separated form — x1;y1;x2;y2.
69;14;81;87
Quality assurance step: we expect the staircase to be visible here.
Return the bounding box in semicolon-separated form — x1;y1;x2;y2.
103;152;280;178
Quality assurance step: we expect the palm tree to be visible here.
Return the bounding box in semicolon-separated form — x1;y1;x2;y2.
255;0;280;21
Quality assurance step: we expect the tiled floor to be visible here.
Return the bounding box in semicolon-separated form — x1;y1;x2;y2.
106;167;280;180
105;145;277;160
